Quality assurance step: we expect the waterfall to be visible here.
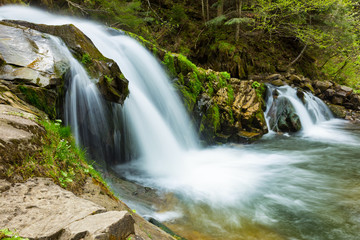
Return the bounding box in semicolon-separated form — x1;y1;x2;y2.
2;6;360;240
265;84;333;133
0;5;198;168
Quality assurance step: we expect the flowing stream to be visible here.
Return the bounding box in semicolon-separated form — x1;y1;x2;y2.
1;6;360;240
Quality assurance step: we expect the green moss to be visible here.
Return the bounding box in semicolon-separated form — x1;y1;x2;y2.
105;75;113;84
81;53;92;65
152;46;158;57
207;72;218;82
206;82;214;96
218;41;236;54
180;86;196;112
220;71;231;81
227;85;234;105
18;85;56;119
162;52;176;77
189;72;203;96
252;81;266;100
177;54;198;75
212;104;220;132
228;109;235;124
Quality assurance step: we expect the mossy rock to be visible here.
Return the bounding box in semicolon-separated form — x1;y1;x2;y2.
16;85;57;119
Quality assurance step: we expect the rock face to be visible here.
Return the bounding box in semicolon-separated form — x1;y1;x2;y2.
0;21;69;118
0;20;129;121
7;20;129;105
195;78;267;143
0;178;135;240
0;103;45;179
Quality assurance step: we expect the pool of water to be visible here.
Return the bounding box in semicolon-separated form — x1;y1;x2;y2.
114;119;360;240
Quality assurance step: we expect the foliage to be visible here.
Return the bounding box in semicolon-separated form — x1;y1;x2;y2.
81;53;92;65
104;75;113;84
252;81;267;101
0;229;28;240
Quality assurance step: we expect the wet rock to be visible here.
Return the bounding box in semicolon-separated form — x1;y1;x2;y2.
0;178;135;240
198;80;267;144
296;89;305;103
301;83;314;93
350;94;360;110
267;97;302;132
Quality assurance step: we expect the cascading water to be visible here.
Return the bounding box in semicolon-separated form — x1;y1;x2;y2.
1;5;360;240
265;84;333;133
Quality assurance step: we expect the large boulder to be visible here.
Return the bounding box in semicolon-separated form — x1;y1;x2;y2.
267;97;302;132
0;178;135;240
0;21;69;88
197;77;267;143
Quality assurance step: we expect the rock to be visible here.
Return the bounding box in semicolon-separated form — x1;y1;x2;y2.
198;80;267;144
5;20;129;105
0;178;135;240
271;79;285;86
325;89;335;98
335;85;353;98
267;97;302;132
314;80;333;92
0;104;45;178
61;211;134;240
328;104;347;118
350;94;360;110
301;83;314;93
331;96;344;105
289;74;302;84
0;21;69;87
296;89;305;103
266;74;282;81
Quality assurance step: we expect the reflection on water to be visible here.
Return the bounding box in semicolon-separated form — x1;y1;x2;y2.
116;120;360;240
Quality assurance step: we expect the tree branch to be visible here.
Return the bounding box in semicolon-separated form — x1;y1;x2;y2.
287;44;307;69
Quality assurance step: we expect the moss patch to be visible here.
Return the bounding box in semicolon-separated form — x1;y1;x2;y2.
17;85;56;119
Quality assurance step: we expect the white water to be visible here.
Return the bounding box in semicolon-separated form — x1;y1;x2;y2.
1;6;360;240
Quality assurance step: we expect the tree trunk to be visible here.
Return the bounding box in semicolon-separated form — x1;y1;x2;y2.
235;0;242;41
201;0;206;22
217;0;224;17
206;0;210;21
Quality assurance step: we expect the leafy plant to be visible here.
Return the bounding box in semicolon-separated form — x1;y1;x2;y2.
104;75;113;84
0;229;29;240
81;53;92;65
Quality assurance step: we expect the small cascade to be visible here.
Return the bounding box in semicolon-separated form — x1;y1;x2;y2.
50;37;115;166
265;84;333;133
0;5;199;168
